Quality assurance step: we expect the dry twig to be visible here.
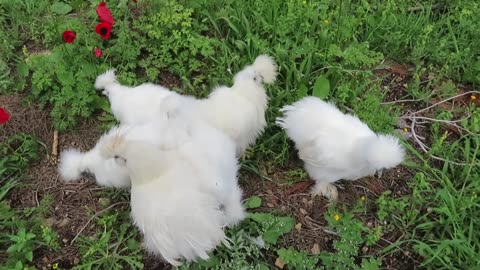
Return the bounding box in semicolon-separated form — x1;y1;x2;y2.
400;91;480;166
70;202;126;245
51;130;59;164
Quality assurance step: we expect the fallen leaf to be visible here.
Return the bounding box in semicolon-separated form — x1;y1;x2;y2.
284;180;315;196
295;223;302;231
387;63;409;75
311;243;321;255
396;118;409;129
57;218;70;228
275;257;285;269
44;217;57;227
299;208;307;215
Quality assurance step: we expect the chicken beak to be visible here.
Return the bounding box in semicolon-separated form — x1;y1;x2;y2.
376;169;384;179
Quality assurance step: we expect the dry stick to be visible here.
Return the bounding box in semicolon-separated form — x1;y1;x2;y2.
399;91;480;166
381;99;420;105
52;130;59;163
410;90;480;115
304;216;338;236
70;202;126;245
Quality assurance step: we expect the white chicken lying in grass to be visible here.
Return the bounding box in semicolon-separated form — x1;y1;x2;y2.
97;115;245;266
57;113;186;188
94;70;172;125
276;96;405;200
94;54;277;156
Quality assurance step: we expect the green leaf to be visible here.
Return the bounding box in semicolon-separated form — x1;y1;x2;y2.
56;70;75;86
26;232;36;240
127;238;140;250
263;217;295;244
51;2;73;15
248;212;274;222
25;250;33;262
16;80;26;92
92;96;111;113
7;244;18;253
245;196;262;209
297;84;309;99
16;62;29;77
312;76;330;99
196;255;219;267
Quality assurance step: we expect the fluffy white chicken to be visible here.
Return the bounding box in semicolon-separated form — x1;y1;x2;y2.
95;55;277;155
276;96;405;200
58;113;188;188
194;54;277;155
94;70;173;125
58;146;130;188
98;114;245;265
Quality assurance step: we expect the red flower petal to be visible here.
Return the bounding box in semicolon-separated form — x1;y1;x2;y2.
93;48;103;58
95;22;112;39
0;108;11;124
62;30;76;43
96;2;115;25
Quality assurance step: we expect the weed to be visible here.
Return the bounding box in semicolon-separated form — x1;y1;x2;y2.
73;210;144;270
320;203;382;270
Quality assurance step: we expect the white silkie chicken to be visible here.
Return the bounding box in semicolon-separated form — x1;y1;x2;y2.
94;55;277;155
276;96;405;200
97;114;245;265
192;54;277;155
57;112;183;188
94;70;173;125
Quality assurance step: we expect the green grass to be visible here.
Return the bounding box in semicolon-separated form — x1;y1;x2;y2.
1;0;479;269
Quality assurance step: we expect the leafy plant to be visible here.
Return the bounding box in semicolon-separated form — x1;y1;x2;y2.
319;204;381;270
73;210;144;270
277;247;319;270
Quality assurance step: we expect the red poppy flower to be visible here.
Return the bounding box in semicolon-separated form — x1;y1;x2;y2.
62;30;76;43
96;2;115;25
95;22;112;39
93;48;103;58
0;108;10;124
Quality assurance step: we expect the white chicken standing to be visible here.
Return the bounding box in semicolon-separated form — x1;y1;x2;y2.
94;54;277;156
276;96;405;200
193;54;277;155
97;113;245;265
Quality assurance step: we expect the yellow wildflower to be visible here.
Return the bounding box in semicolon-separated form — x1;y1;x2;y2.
361;195;366;201
403;127;408;132
333;214;340;221
471;95;477;100
323;19;329;25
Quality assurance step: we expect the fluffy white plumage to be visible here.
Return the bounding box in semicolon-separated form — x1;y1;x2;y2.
96;55;277;155
57;112;186;188
58;147;130;188
276;96;405;200
97;114;245;265
193;54;277;155
94;70;172;125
